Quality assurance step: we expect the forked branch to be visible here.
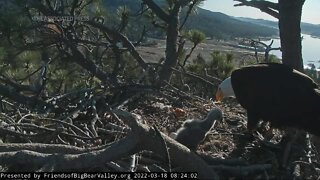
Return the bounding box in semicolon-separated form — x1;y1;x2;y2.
234;0;279;19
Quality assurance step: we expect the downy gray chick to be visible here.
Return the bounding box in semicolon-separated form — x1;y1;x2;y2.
174;107;223;151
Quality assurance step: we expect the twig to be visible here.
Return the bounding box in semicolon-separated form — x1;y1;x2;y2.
153;126;172;172
171;67;219;86
6;123;99;141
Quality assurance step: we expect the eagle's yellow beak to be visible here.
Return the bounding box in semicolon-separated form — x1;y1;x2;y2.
215;88;224;102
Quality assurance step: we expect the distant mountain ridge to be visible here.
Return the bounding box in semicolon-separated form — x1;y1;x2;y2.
184;8;277;39
102;0;278;39
236;17;320;38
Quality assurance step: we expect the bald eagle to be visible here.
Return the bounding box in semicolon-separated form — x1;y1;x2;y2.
216;63;320;136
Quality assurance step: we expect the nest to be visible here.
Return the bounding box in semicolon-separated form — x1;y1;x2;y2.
0;88;319;179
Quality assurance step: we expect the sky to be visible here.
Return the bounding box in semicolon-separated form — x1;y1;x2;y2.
201;0;320;25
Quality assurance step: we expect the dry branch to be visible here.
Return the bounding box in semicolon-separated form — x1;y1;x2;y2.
0;129;141;171
0;85;53;112
234;0;279;19
86;21;149;71
0;109;219;179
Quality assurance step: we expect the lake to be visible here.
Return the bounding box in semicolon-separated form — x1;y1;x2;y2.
261;34;320;69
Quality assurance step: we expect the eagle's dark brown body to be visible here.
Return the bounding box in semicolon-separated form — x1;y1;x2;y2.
231;63;320;135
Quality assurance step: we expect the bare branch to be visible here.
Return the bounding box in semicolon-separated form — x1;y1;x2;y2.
141;0;170;22
171;68;221;86
86;21;149;71
0;110;219;178
0;85;53;112
0;143;93;154
234;0;279;19
179;0;198;31
58;38;116;85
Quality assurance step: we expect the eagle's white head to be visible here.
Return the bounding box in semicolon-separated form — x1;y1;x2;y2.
216;77;235;101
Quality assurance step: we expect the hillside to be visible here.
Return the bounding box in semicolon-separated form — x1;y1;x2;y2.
237;17;320;37
184;8;277;39
102;0;277;39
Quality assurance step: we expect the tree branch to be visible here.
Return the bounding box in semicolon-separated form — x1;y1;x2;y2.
0;85;54;112
141;0;170;22
234;0;279;19
179;0;197;31
59;38;117;85
86;21;149;71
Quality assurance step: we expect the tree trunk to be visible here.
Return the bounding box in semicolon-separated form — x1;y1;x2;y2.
278;0;305;72
158;9;180;84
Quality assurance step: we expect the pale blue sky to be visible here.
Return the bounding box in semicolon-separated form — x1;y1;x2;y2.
201;0;320;25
